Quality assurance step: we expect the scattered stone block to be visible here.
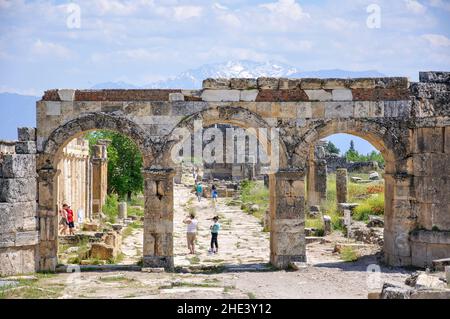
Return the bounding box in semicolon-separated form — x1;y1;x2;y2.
380;284;411;299
350;177;362;183
369;171;380;180
415;273;446;289
367;215;384;228
432;258;450;272
89;243;116;260
82;223;99;232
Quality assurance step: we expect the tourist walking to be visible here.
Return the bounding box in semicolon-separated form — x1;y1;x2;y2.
183;213;198;254
209;216;221;254
196;182;203;202
58;204;69;235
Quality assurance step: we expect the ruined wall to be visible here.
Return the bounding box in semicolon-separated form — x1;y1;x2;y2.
27;71;450;271
0;129;38;276
408;72;450;267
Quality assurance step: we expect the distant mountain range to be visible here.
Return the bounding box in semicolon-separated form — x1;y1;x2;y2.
93;60;385;90
0;60;386;140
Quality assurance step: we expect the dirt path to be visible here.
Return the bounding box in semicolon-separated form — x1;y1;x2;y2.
173;178;270;268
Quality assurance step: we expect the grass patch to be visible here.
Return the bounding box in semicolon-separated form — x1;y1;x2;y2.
240;180;269;223
340;247;359;262
247;292;257;299
353;193;384;221
188;256;201;265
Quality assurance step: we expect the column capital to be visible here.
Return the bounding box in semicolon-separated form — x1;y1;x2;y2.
142;167;176;180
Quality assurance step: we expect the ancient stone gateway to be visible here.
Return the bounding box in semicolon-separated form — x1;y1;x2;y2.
1;71;449;275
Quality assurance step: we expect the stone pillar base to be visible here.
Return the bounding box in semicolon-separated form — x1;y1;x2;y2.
39;257;57;272
143;256;174;270
271;254;306;269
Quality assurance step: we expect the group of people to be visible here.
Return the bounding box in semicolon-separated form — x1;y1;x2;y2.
195;182;218;203
58;204;75;236
183;214;221;255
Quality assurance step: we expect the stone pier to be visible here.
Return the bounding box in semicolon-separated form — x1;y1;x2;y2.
307;143;328;207
143;168;175;270
270;170;306;268
336;168;348;204
0;129;38;276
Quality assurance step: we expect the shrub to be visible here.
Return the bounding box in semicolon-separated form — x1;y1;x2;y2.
353;193;384;221
103;194;119;223
340;247;359;262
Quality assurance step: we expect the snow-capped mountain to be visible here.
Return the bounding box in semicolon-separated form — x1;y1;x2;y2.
148;60;299;89
89;60;386;90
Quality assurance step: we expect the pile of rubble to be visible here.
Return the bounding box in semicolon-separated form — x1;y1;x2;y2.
378;267;450;299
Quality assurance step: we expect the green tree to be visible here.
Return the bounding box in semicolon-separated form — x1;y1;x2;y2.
325;141;340;155
86;131;143;201
345;140;360;162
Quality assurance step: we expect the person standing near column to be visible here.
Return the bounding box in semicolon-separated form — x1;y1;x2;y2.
183;213;198;254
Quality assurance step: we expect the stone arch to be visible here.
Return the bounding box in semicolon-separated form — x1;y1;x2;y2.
159;106;289;170
289;118;407;172
36;112;153;271
41;112;154;168
290;118;415;266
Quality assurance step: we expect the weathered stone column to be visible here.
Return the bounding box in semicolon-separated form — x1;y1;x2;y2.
143;168;175;270
37;166;59;272
270;170;306;269
336;168;348;204
91;140;109;217
307;144;327;207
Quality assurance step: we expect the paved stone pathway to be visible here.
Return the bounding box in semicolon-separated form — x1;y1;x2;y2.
173;176;270;269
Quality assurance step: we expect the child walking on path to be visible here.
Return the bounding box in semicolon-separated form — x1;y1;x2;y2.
209;216;221;254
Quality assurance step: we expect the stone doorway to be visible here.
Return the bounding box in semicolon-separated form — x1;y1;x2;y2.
305;133;386;263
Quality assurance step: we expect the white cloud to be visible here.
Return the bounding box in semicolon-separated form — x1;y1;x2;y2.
428;0;450;11
260;0;310;21
32;40;72;59
173;6;203;21
404;0;427;14
422;34;450;47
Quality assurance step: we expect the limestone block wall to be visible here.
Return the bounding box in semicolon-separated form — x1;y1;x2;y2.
408;73;450;267
0;129;38;276
33;72;450;271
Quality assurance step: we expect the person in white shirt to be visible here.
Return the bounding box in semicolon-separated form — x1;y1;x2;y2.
183;213;198;254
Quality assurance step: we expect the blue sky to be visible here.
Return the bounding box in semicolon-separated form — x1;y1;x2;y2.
0;0;449;95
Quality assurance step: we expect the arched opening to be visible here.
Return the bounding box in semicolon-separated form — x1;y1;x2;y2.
305;133;386;264
164;107;290;270
293;118;405;268
37;114;152;271
54;130;145;267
